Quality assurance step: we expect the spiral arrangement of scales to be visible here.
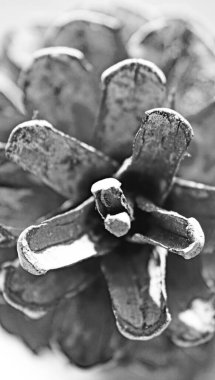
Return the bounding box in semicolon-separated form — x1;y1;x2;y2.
1;2;215;379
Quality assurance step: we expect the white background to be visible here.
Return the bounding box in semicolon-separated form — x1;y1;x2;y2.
0;0;215;379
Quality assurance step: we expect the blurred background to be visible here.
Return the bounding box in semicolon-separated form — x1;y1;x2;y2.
0;0;215;379
0;0;215;35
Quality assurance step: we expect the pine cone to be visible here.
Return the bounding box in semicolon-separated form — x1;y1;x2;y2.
1;3;215;380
